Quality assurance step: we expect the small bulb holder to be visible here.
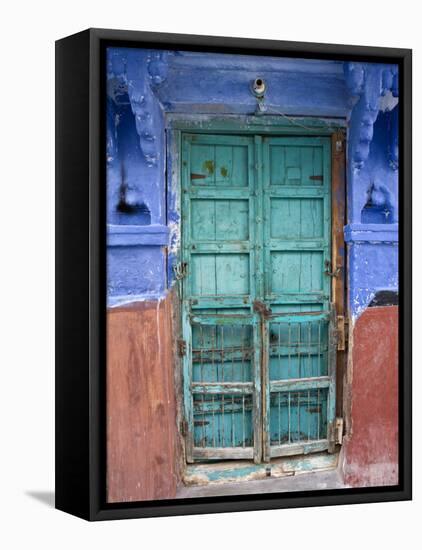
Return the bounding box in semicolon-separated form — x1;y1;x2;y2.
251;77;267;98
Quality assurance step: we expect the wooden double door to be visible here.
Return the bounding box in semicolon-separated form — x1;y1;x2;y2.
180;132;337;464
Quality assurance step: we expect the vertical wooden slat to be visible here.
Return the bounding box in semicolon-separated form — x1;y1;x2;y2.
253;136;264;464
331;130;346;418
262;318;270;462
298;324;302;378
307;389;311;441
328;304;338;453
308;322;312;378
288;322;291;379
297;392;301;442
181;135;194;462
200;325;205;447
288;392;291;443
317;388;321;439
278;391;281;445
211;326;216;447
261;136;272;461
231;326;235;446
242;395;246;448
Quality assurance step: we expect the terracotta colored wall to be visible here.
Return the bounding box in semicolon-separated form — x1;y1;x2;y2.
106;295;178;502
343;306;399;487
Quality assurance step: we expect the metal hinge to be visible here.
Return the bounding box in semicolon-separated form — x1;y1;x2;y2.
335;130;346;154
180;419;189;437
178;339;187;357
328;417;344;452
337;315;348;351
173;261;188;280
335;418;344;445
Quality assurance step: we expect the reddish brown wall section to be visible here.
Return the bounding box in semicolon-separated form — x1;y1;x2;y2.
106;294;178;502
343;306;399;487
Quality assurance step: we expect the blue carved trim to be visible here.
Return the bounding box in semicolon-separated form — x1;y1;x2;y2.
107;224;169;246
344;62;399;171
344;223;398;243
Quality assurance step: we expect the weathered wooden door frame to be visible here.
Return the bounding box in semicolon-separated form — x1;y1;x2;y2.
167;115;347;466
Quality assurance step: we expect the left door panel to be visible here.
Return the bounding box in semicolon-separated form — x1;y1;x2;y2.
180;134;262;463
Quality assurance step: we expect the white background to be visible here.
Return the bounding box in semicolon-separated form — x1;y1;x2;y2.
0;1;419;548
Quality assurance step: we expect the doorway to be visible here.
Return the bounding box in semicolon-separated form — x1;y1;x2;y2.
179;132;339;464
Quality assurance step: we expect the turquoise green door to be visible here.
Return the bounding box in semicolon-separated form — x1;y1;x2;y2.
180;133;336;464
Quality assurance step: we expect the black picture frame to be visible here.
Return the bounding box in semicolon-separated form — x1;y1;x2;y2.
55;28;412;521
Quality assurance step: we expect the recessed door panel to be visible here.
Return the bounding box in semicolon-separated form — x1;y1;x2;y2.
190;253;250;297
191;199;250;241
269;144;324;186
270;197;324;239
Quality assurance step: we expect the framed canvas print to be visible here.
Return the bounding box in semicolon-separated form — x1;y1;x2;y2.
55;28;412;520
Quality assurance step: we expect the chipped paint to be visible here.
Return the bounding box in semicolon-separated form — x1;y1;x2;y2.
168;220;180;258
108;291;168;309
106;294;178;502
202;159;215;175
183;452;338;486
343;306;399;487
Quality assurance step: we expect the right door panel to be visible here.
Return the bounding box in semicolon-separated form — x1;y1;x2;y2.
261;137;336;460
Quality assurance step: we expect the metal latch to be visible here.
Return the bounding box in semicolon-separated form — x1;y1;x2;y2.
324;260;341;278
253;299;272;319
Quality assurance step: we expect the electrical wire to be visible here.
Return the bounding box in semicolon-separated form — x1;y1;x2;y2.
254;100;344;133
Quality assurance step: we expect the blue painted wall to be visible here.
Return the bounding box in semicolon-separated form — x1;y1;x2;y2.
345;107;398;317
107;48;168;305
106;47;399;317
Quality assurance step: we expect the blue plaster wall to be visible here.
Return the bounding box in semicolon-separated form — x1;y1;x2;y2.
106;47;399;317
345;108;399;317
107;48;168;306
344;61;399;317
